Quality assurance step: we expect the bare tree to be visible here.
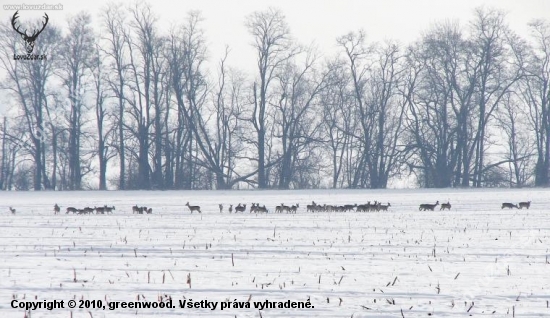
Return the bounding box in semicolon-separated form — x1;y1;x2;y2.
58;12;94;190
0;18;61;190
245;8;298;188
272;47;327;189
102;2;129;189
522;19;550;186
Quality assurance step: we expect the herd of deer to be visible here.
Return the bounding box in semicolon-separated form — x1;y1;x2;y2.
61;204;116;215
306;201;391;213
501;201;531;209
5;199;534;215
132;205;153;214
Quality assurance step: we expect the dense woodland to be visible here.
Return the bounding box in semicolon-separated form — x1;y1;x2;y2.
0;3;549;190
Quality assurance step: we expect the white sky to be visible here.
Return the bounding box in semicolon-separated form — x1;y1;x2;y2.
1;0;549;74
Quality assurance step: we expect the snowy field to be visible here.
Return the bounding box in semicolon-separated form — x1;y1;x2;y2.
0;188;549;317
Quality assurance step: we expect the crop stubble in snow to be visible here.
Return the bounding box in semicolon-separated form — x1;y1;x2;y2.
0;189;549;317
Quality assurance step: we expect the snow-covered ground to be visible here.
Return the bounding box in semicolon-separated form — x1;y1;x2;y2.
0;188;549;317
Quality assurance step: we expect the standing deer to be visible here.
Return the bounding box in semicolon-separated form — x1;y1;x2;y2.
440;202;451;211
228;204;233;213
235;204;246;213
54;204;60;214
518;201;531;209
219;204;223;213
419;201;439;211
186;202;201;214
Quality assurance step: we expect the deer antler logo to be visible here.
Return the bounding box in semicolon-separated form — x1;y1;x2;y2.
11;11;49;54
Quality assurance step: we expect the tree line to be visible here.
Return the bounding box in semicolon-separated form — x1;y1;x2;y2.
0;4;549;190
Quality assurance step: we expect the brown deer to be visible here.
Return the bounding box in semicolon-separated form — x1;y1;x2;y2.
132;205;140;214
186;202;201;214
234;204;246;213
419;201;439;211
146;208;153;214
289;204;299;214
501;202;518;209
518;201;531;209
54;204;60;214
440;202;451;211
378;202;391;211
219;204;223;213
9;207;16;214
66;207;77;214
228;204;233;213
104;206;115;214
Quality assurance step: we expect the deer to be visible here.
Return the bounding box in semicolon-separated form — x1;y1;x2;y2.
219;204;223;213
11;11;49;54
104;206;115;214
518;201;531;209
95;206;106;214
66;207;77;214
377;202;391;211
132;205;140;214
502;202;518;209
289;204;299;214
53;204;60;214
9;207;16;214
257;205;269;213
440;202;451;211
306;201;317;213
146;208;153;214
235;204;246;213
228;204;233;213
419;201;439;211
185;202;201;214
83;207;94;214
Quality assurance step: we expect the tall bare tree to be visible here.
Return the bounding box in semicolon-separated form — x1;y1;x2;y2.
245;7;298;188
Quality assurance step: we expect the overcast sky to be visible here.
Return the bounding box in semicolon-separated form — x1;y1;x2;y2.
1;0;549;72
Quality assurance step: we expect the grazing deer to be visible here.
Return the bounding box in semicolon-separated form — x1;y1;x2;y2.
9;207;15;214
146;208;153;214
54;204;60;214
343;204;356;212
502;202;518;209
235;204;246;213
104;206;115;214
83;207;94;214
66;207;77;214
440;202;451;211
186;202;202;214
419;201;439;211
219;204;223;213
518;201;531;209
